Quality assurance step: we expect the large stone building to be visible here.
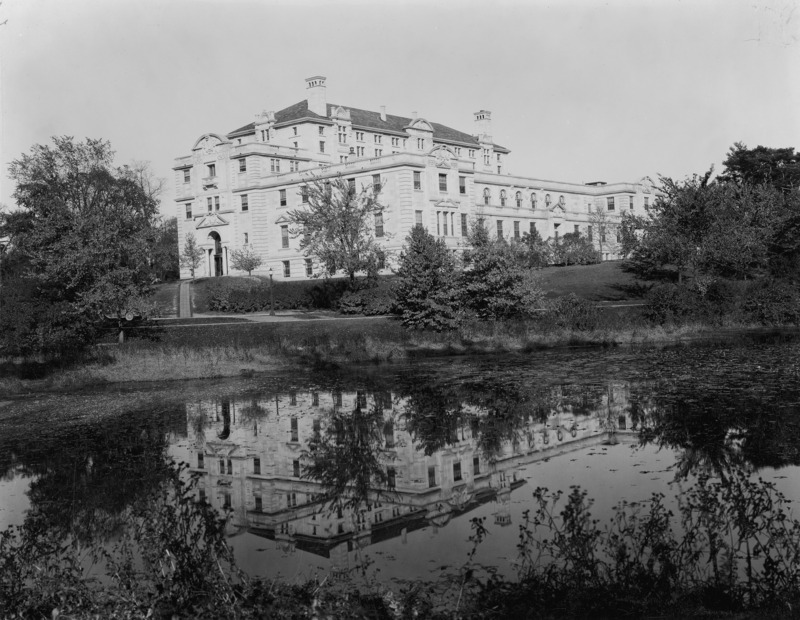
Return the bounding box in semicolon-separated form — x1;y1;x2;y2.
174;76;654;280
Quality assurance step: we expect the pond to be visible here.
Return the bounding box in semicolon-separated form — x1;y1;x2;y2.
2;336;800;589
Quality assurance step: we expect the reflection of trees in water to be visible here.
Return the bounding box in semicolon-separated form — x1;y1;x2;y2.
302;399;392;512
0;405;186;542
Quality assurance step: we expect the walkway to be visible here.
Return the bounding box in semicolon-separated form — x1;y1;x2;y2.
178;281;193;318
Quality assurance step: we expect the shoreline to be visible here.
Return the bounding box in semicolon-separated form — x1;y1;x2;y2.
1;322;797;397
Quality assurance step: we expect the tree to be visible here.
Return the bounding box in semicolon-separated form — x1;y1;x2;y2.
589;204;617;258
720;142;800;192
520;226;551;269
151;217;179;281
179;232;204;280
460;220;544;320
394;225;461;331
1;136;160;355
551;232;600;266
288;176;386;288
229;245;262;276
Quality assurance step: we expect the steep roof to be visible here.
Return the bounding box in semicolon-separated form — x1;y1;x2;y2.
227;100;509;152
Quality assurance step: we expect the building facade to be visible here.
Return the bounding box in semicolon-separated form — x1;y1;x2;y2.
175;76;655;280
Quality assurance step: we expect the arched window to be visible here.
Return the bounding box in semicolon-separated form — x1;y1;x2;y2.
531;193;537;209
500;190;507;207
515;191;522;208
545;194;552;207
483;188;490;206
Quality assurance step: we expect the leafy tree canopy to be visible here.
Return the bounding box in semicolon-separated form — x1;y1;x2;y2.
229;244;263;276
1;136;161;355
721;142;800;191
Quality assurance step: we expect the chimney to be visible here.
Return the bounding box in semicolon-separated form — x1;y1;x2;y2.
380;105;387;122
474;109;492;141
305;76;327;117
411;110;418;120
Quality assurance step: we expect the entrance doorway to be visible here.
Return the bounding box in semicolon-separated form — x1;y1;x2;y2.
208;231;223;277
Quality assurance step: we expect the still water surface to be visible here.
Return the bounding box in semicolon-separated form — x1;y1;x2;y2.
2;338;799;584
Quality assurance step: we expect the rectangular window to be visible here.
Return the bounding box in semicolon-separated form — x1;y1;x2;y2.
214;196;220;211
319;141;325;153
241;195;248;211
319;126;324;135
183;169;190;183
375;212;384;237
223;492;231;509
644;196;649;210
305;258;313;277
271;159;281;173
468;149;475;158
207;163;216;177
227;459;232;475
374;148;382;157
254;457;261;475
374;135;382;144
496;220;503;239
607;197;615;211
338;126;347;143
185;204;192;219
497;166;501;174
459;176;466;194
244;233;248;244
453;462;462;482
513;221;520;239
473;456;480;475
279;189;287;206
197;452;204;469
372;174;381;192
530;221;536;236
290;160;299;172
417;138;424;150
387;467;396;489
239;159;246;172
219;458;225;474
415;210;423;226
443;213;449;236
312;392;319;406
436;211;440;236
461;213;468;236
347;178;356;193
334;391;342;407
574;224;580;234
455;147;461;156
255;496;262;512
283;260;290;278
281;225;289;248
413;171;421;190
439;173;447;192
428;465;436;488
588;225;593;241
290;417;298;442
356;131;364;141
301;186;308;203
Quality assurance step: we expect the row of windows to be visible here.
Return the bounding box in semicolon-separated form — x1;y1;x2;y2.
425;457;481;488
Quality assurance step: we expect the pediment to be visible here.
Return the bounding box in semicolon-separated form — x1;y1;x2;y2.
432;198;460;209
407;118;434;133
331;106;351;121
192;133;229;152
196;213;229;229
274;213;293;224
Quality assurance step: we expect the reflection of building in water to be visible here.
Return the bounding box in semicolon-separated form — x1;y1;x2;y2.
172;385;636;564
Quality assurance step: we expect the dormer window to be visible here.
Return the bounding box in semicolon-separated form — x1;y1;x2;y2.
417;138;425;150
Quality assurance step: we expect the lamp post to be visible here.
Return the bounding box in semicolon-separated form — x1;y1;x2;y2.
269;267;275;316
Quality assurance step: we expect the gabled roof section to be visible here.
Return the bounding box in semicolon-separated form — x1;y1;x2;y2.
227;100;509;151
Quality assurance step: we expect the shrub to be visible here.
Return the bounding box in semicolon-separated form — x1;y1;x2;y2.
741;279;800;325
540;293;602;331
338;284;396;316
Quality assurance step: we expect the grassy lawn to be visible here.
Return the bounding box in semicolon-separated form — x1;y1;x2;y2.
537;260;648;301
151;281;180;317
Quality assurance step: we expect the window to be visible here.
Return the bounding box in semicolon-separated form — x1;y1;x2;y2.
356;131;364;141
279;189;287;206
305;259;313;277
185;204;192;219
281;225;289;248
498;166;502;174
436;211;441;236
301;186;308;203
428;465;436;488
218;458;225;474
387;467;396;489
497;153;501;162
607;197;615;211
348;178;355;192
338;125;347;143
290;160;299;172
255;496;262;512
644;196;649;210
227;459;233;475
530;221;536;236
377;253;385;270
453;461;462;482
461;213;468;236
496;220;503;239
290;417;298;442
312;392;319;407
214;196;220;211
283;260;290;277
473;456;480;475
254;457;261;475
207;163;216;177
455;147;461;156
270;159;280;173
207;197;212;213
417;138;424;150
483;188;490;205
587;225;593;241
303;226;310;245
483;149;490;165
241;195;248;211
197;452;204;469
413;171;421;190
223;492;231;509
415;210;423;226
183;169;190;183
574;224;580;234
500;190;507;207
374;135;382;144
545;194;552;207
374;148;382;156
373;174;381;192
375;212;384;237
513;221;520;239
334;391;342;407
319;141;325;153
531;193;537;209
468;149;475;158
391;137;399;146
239;159;246;172
244;233;249;244
356;146;365;156
318;126;324;135
459;176;466;194
516;191;522;208
439;173;447;192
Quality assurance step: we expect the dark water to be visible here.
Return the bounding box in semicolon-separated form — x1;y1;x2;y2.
2;337;800;584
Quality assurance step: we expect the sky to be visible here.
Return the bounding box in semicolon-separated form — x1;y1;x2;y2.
1;0;799;217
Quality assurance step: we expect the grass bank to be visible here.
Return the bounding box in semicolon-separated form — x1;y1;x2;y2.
3;315;789;395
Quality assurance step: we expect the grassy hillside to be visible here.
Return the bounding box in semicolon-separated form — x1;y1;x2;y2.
537;260;646;301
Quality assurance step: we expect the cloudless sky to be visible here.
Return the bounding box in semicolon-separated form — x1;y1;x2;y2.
1;0;798;216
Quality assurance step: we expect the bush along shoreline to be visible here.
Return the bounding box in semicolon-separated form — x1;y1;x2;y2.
2;462;800;618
